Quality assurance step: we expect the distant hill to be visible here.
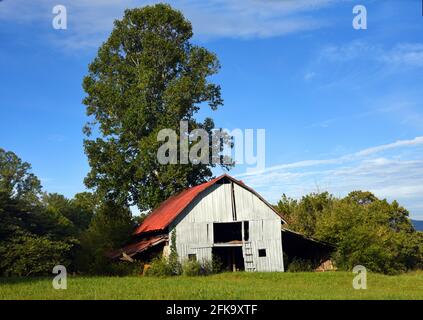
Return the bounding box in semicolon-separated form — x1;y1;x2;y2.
411;220;423;231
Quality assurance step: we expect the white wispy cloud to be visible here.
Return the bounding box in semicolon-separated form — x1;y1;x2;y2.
381;43;423;68
179;0;336;39
355;136;423;156
236;137;423;219
237;136;423;177
320;40;423;69
0;0;341;49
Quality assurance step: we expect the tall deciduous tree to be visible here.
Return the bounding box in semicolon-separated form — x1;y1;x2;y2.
0;148;41;205
82;4;229;211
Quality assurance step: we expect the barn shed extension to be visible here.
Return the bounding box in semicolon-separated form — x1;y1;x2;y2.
111;174;333;272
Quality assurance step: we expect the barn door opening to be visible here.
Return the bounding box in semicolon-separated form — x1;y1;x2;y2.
212;247;245;272
213;222;242;243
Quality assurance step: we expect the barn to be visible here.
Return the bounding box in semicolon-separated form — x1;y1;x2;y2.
110;174;333;272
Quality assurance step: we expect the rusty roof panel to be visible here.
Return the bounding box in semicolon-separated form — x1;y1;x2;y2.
108;235;168;259
133;175;224;234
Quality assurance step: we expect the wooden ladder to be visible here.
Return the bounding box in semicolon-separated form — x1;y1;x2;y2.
243;241;256;272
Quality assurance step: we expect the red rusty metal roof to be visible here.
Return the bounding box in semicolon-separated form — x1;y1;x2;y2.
133;174;286;235
134;175;224;234
108;235;168;259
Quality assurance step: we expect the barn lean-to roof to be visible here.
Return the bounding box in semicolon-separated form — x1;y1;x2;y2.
107;235;168;260
134;174;287;235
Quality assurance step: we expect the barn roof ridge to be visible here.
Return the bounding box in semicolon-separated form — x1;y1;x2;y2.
133;173;286;235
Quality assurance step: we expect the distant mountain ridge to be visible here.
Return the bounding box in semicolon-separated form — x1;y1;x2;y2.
411;220;423;231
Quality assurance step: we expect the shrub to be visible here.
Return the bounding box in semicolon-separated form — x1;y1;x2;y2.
204;256;224;274
168;254;183;276
200;259;213;275
168;231;182;275
287;258;315;272
182;259;202;276
109;261;144;276
145;256;223;277
182;257;223;276
0;233;73;276
144;257;177;277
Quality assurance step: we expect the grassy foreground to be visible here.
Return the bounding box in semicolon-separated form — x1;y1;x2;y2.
0;271;422;300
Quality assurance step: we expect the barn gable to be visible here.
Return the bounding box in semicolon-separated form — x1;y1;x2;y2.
166;175;286;272
134;174;286;235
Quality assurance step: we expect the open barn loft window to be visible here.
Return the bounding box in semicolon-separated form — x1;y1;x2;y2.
258;249;267;257
213;222;242;243
188;254;197;261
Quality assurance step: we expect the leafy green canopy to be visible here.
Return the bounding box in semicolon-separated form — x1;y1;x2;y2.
83;4;228;211
0;148;41;206
277;191;423;274
0;148;96;276
74;201;135;275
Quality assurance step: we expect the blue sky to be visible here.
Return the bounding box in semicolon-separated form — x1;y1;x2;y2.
1;0;423;219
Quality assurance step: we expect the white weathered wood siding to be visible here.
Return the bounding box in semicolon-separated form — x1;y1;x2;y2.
169;182;285;272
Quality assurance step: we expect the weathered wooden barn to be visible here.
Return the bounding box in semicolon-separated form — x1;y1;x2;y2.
110;174;333;272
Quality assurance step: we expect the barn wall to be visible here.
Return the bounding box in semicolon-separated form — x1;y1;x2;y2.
233;184;280;221
170;182;285;272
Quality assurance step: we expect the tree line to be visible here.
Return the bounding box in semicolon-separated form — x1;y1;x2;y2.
0;148;138;276
276;192;423;274
1;147;422;276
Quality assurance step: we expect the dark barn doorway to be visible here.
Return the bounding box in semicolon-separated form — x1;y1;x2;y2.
281;229;334;269
213;222;242;243
212;246;245;272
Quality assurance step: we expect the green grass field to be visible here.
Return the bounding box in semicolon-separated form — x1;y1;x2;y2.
1;271;422;300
